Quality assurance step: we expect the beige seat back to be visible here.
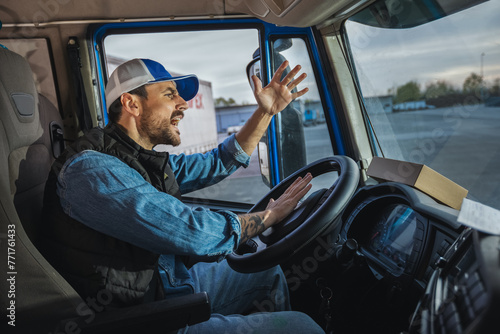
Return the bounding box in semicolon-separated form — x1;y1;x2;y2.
0;46;82;332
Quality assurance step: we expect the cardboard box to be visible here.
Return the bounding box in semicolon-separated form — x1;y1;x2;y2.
367;157;468;210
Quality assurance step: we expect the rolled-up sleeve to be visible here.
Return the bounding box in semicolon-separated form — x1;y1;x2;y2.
57;150;241;257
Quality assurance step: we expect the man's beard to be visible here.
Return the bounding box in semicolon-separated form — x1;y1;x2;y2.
139;110;182;147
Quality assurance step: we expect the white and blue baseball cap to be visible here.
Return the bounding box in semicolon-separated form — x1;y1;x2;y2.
105;58;199;109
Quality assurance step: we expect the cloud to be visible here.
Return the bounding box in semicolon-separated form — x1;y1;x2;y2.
347;0;500;96
105;29;259;104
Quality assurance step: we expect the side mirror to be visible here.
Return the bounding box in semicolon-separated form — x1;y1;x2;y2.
258;141;271;187
246;57;261;92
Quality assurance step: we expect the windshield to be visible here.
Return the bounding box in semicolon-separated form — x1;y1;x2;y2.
345;0;500;210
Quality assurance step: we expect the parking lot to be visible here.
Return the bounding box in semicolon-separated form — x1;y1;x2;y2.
187;104;500;209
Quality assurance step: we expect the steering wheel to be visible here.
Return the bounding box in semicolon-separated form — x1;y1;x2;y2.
227;156;359;273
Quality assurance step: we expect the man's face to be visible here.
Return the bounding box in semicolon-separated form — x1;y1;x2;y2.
137;81;188;147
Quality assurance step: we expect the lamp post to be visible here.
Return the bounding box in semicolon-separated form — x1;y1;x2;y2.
480;52;486;102
480;52;485;78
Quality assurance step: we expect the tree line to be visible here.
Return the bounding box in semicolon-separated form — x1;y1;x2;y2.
391;73;500;108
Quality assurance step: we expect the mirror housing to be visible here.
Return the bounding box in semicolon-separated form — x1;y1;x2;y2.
258;141;271;187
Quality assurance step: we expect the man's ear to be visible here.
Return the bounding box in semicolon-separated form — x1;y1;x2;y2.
120;93;141;117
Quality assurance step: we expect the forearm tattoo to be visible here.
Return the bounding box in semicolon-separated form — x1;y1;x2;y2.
240;214;266;243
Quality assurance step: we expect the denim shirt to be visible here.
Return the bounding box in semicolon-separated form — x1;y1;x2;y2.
56;134;250;297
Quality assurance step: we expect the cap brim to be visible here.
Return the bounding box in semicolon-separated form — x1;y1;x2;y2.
152;74;199;101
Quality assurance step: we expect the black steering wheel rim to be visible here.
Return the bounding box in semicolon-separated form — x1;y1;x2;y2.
227;155;359;273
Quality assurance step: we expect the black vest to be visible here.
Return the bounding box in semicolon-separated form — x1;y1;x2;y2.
41;124;180;307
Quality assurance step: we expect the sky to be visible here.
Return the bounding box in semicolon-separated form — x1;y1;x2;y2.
105;29;261;104
345;0;500;97
105;28;320;105
104;0;500;102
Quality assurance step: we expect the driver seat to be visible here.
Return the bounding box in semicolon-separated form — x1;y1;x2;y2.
0;45;82;332
0;46;209;333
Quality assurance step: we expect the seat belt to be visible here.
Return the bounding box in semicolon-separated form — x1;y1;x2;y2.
67;37;93;131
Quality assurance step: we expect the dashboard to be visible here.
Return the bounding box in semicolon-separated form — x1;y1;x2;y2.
328;182;500;334
408;227;500;334
320;182;495;333
360;202;419;276
341;182;463;285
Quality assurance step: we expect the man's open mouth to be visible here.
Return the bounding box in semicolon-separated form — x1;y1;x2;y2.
171;116;182;127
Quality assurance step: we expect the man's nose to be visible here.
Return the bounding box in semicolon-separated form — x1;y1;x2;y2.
176;95;189;111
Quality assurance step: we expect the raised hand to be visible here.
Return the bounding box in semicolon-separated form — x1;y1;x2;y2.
252;60;309;116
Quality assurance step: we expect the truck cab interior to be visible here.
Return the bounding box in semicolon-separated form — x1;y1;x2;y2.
1;0;499;333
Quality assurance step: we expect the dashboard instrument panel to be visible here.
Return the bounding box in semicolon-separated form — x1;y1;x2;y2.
334;182;500;334
340;182;461;281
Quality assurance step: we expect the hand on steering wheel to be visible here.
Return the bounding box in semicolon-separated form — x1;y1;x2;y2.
265;172;313;223
237;173;313;244
227;156;359;273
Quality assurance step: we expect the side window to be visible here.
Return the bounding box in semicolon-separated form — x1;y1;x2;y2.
271;37;336;179
103;28;271;204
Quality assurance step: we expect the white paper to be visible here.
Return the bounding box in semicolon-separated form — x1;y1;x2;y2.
457;198;500;235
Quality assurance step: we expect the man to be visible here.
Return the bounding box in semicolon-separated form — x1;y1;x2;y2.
41;58;324;333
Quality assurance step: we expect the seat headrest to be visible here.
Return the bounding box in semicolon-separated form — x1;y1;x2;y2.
0;47;43;150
